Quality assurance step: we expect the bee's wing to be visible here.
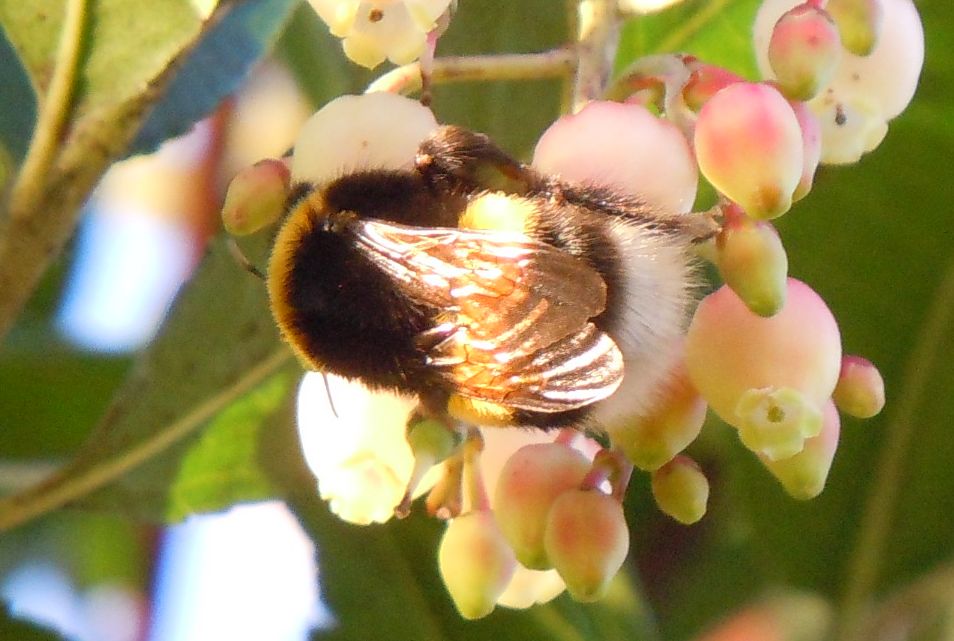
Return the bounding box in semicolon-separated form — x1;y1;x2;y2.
350;218;624;412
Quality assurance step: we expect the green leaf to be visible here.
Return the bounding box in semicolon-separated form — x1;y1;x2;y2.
0;29;35;165
0;345;129;458
0;603;66;641
617;0;762;79
290;496;658;641
80;370;295;522
0;234;294;529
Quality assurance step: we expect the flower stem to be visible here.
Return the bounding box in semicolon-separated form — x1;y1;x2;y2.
366;49;575;96
571;0;621;111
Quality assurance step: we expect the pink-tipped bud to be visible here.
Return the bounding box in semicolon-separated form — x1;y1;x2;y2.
694;82;803;219
789;99;822;200
493;443;591;569
826;0;883;55
833;355;886;418
221;159;290;235
651;455;710;524
685;279;842;433
761;400;840;499
682;62;744;112
438;511;517;619
735;386;823;460
609;357;707;472
716;212;789;317
543;489;629;602
768;4;842;101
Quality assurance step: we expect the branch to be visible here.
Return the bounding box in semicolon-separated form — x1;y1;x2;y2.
365;49;576;96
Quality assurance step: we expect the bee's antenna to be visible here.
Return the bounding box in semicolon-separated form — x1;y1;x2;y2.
322;371;339;419
227;237;266;281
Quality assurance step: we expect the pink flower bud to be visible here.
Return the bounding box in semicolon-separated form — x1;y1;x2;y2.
438;511;516;619
788;99;822;200
651;455;710;524
533;100;698;214
715;212;789;317
685;279;842;433
493;443;591;569
833;355;885;418
543;489;629;602
682;62;744;112
761;399;840;499
221;159;290;236
694;82;804;219
826;0;883;55
768;4;842;101
608;355;707;471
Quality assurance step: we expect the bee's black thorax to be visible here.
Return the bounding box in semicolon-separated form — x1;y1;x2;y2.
321;170;464;227
269;176;460;395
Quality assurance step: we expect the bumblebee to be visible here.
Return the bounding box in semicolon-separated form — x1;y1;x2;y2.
267;126;704;430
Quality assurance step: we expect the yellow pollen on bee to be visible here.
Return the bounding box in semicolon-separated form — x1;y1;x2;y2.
447;394;514;426
459;192;536;234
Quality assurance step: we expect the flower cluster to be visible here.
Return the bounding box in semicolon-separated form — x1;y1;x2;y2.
306;0;454;69
222;0;918;619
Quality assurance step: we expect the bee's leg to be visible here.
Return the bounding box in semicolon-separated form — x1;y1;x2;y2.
415;125;541;196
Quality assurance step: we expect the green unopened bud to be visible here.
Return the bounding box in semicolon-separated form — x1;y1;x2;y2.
397;416;463;517
221;158;290;235
716;212;788;317
438;511;516;619
769;4;842;101
543;489;629;602
407;416;461;463
827;0;883;56
833;355;885;418
651;455;710;524
493;443;590;569
761;400;840;499
736;387;822;460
